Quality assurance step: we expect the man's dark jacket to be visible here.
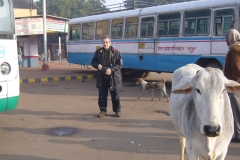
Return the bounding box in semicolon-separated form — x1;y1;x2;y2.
91;46;123;91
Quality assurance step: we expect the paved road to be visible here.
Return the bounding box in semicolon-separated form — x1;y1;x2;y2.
19;60;97;82
0;71;239;160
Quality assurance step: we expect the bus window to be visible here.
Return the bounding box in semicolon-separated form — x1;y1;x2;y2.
214;9;234;35
82;22;94;40
0;0;3;6
112;19;123;39
125;17;138;38
158;12;180;36
197;18;209;34
70;24;80;40
96;20;110;39
184;9;210;35
0;0;11;32
141;17;154;38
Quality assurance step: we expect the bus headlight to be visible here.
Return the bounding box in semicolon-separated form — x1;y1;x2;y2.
0;63;11;75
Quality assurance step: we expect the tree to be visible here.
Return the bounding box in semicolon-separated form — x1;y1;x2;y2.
36;0;106;18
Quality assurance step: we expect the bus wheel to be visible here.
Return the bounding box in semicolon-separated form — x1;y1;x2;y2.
205;62;223;70
142;72;151;78
122;69;150;78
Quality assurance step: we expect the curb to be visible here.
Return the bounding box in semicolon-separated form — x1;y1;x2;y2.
20;74;97;84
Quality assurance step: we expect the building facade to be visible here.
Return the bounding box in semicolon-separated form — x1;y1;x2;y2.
13;0;69;67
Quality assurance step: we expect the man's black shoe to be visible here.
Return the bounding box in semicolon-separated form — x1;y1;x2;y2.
98;111;107;118
115;112;121;117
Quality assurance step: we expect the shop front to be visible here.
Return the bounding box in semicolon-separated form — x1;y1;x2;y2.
15;15;69;67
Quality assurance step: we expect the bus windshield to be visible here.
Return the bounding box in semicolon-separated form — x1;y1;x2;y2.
0;0;12;33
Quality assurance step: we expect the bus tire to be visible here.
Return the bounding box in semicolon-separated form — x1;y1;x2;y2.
205;62;223;70
142;72;151;78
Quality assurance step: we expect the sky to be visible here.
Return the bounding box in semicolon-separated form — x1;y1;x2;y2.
105;0;124;6
33;0;125;9
33;0;124;6
33;0;124;5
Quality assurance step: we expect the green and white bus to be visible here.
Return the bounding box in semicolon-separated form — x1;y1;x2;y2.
0;0;19;111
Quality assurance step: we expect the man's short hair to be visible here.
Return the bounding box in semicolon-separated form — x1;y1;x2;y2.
102;35;111;42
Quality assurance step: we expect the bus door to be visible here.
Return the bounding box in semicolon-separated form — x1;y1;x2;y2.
138;16;155;70
211;7;236;55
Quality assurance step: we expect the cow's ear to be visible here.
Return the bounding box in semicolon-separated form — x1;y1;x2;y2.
172;79;194;94
172;88;193;94
225;79;240;93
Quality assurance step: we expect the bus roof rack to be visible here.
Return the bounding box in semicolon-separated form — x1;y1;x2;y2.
89;0;159;15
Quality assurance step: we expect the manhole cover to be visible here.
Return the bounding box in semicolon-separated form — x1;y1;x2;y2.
49;127;78;136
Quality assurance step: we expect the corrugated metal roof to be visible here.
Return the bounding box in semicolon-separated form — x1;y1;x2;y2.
13;0;41;11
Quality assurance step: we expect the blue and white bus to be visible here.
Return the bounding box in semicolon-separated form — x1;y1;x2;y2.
68;0;239;78
0;0;19;111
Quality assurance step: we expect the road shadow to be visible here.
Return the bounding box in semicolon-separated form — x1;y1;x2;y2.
0;155;58;160
2;126;179;155
3;109;173;131
2;126;239;157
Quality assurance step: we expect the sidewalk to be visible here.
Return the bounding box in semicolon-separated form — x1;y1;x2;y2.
20;60;97;84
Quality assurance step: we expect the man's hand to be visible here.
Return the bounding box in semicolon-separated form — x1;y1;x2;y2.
98;64;102;70
105;68;111;75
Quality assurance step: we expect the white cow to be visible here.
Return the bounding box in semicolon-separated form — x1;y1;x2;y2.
170;64;240;160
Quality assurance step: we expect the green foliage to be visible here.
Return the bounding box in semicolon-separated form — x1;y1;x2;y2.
36;0;195;18
36;0;106;18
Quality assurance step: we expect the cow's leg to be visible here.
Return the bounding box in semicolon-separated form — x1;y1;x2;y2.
216;149;227;160
179;136;186;160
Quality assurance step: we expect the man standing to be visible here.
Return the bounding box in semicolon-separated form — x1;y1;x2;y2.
224;29;240;143
17;42;22;67
91;35;123;118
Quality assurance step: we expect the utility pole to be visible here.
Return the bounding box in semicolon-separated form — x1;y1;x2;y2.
42;0;49;71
